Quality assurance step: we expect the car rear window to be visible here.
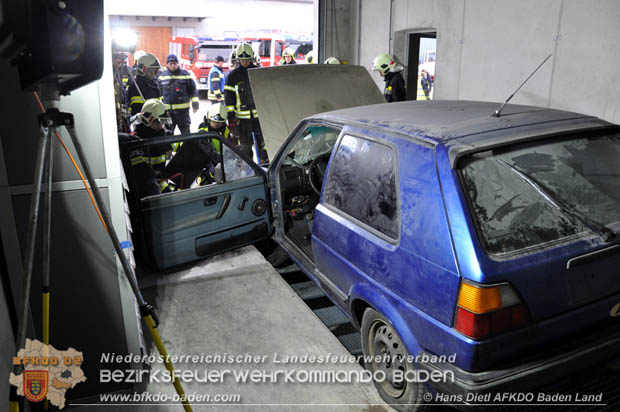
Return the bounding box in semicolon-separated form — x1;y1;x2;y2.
460;130;620;256
323;134;398;239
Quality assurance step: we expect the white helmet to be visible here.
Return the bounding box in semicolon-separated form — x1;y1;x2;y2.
372;53;395;75
235;42;254;60
140;99;168;126
324;56;341;64
207;103;228;123
136;53;161;76
282;47;295;58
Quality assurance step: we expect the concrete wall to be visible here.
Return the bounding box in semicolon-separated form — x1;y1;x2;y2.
345;0;620;124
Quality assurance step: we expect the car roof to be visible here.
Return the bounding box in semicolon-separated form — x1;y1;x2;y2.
313;100;616;167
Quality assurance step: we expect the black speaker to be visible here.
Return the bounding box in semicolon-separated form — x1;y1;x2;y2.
0;0;104;94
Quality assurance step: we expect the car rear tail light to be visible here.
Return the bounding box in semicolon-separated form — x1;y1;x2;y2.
455;281;529;339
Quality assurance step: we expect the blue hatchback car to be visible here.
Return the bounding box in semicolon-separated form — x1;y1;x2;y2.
124;65;620;410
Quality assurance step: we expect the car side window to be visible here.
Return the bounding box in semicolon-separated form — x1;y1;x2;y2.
323;134;398;239
126;134;256;199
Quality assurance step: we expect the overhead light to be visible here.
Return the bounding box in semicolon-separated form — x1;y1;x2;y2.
112;28;137;53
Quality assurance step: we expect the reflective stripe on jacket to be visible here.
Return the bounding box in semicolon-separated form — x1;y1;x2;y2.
159;69;198;111
127;75;161;116
417;77;431;101
224;64;259;119
198;124;230;153
207;66;225;101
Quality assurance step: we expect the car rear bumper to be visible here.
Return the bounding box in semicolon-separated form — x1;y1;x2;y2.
418;324;620;404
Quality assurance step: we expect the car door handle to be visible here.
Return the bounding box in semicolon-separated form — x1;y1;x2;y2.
238;196;249;210
215;194;231;219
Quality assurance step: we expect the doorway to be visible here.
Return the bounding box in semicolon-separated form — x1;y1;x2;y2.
406;32;436;100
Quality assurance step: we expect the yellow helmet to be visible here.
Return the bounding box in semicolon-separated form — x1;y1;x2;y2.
235;42;255;60
305;50;314;64
372;53;395;75
324;56;341;64
136;53;161;76
207;103;228;123
140;99;168;126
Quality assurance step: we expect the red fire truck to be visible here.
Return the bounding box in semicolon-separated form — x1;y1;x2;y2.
169;36;237;91
240;36;286;67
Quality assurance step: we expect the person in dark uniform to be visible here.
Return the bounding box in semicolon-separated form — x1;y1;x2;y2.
129;99;173;196
224;42;269;163
164;103;228;188
159;54;199;135
127;53;162;117
208;56;226;104
372;53;406;102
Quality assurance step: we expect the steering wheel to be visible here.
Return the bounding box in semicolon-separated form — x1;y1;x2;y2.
308;152;331;195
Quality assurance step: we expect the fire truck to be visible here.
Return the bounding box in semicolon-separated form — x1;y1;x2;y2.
169;36;237;90
239;36;286;67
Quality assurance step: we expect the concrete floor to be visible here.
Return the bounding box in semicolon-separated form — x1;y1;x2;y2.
69;246;390;412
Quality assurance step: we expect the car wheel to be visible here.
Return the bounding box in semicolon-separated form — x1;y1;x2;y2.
361;308;427;412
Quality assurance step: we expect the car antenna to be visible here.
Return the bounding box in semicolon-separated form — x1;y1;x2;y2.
491;53;552;118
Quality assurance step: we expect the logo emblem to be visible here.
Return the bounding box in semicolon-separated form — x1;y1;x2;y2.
23;370;49;402
611;302;620;317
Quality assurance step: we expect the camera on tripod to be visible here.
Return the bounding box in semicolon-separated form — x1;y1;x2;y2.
0;0;104;95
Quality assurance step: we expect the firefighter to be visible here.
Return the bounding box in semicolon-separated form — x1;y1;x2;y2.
417;69;432;100
127;53;162;117
159;54;199;134
165;103;226;188
113;51;131;132
198;103;231;151
372;53;406;102
279;48;296;65
207;56;226;104
129;99;173;196
224;42;269;163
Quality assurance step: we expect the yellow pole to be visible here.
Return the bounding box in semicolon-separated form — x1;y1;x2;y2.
144;315;192;412
42;288;50;411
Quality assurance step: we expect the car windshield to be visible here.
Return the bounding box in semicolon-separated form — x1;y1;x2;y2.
198;45;234;61
283;126;340;165
460;131;620;256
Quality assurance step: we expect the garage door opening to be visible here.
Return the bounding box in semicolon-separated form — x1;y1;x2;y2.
406;32;436;100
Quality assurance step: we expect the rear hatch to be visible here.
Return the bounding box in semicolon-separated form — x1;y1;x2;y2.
459;128;620;321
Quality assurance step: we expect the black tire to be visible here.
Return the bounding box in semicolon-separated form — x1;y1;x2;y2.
361;308;427;412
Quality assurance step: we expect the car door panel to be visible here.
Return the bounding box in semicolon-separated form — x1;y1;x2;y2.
122;132;271;270
140;175;271;269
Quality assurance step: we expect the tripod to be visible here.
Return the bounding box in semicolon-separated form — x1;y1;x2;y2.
9;85;193;412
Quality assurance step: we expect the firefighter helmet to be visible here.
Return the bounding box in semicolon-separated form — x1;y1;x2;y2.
305;50;314;64
207;103;228;123
235;42;254;60
140;99;168;126
372;53;395;75
136;53;161;76
324;56;341;64
283;48;295;58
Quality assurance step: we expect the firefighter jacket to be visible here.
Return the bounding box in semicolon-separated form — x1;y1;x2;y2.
164;124;222;188
130;123;171;173
159;68;199;122
128;75;161;116
207;65;225;101
383;70;406;102
198;122;230;153
224;63;259;119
